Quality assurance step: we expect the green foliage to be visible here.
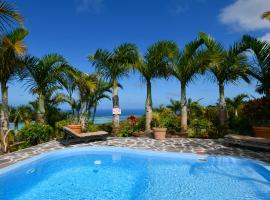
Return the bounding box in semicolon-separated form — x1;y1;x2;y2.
17;124;53;147
228;116;253;135
242;98;270;126
152;109;180;130
117;122;133;137
117;116;145;137
187;118;213;138
86;122;100;132
45;106;69;128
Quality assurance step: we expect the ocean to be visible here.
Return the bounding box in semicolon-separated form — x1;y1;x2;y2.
9;109;145;130
94;108;145;124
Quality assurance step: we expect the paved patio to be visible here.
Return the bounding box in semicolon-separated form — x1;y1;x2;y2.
0;137;270;169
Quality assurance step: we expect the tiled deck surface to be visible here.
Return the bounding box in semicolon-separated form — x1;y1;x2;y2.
0;137;270;169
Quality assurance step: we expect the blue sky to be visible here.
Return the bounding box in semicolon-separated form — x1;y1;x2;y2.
9;0;270;109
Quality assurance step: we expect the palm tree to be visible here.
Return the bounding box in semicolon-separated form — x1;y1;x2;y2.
237;35;270;98
262;11;270;20
23;54;69;123
90;78;111;123
12;105;33;130
170;37;210;133
68;69;96;131
89;43;139;131
225;94;249;117
0;28;27;152
136;41;178;132
200;32;250;126
0;1;23;31
167;99;181;115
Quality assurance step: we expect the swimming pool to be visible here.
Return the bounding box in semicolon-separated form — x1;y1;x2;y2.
0;147;270;200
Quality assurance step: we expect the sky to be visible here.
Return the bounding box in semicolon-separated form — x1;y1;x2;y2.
8;0;270;109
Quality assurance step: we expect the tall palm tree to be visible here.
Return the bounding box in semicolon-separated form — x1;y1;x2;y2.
225;94;249;117
12;105;33;130
90;78;111;123
262;11;270;20
89;43;139;131
237;35;270;98
23;54;69;123
137;41;177;132
200;32;250;126
0;28;27;152
170;37;210;133
68;69;96;131
0;1;23;31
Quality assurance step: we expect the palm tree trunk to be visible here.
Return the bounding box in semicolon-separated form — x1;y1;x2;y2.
145;79;152;133
112;79;120;131
180;83;188;133
92;103;97;123
235;109;238;117
37;93;45;123
0;82;9;152
219;82;227;126
80;101;87;132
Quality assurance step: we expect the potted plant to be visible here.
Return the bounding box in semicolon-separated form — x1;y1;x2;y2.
67;124;82;134
63;118;82;134
152;112;167;140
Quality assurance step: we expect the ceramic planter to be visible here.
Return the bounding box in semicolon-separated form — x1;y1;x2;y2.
153;128;167;140
253;127;270;139
67;124;82;134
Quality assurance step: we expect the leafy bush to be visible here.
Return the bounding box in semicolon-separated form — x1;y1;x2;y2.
86;123;100;132
228;116;253;135
117;116;144;137
117;122;133;137
17;124;53;146
97;123;113;133
243;98;270;126
187;118;213;138
152;109;180;131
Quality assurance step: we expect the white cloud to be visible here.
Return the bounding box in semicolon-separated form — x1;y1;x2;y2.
259;33;270;42
76;0;104;14
219;0;270;31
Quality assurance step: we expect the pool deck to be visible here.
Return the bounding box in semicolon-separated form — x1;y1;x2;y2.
0;137;270;169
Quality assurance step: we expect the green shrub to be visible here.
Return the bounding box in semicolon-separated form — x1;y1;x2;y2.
17;124;53;146
97;123;113;133
152;109;180;131
228;116;253;135
86;123;100;132
187;118;213;138
117;122;133;137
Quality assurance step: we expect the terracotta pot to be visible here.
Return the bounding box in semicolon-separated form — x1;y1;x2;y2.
67;124;82;134
253;127;270;139
153;128;167;140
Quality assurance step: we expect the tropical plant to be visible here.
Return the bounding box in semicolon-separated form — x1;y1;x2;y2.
89;43;139;130
22;54;69;123
187;98;204;120
262;11;270;20
17;123;53;147
0;1;23;32
151;109;179;130
200;32;250;126
237;35;270;98
90;77;111;123
136;41;177;132
167;99;181;115
12;105;33;130
68;69;96;131
0;28;28;152
170;37;210;133
225;94;249;117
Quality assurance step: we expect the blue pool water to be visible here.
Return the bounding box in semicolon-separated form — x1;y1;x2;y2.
0;147;270;200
